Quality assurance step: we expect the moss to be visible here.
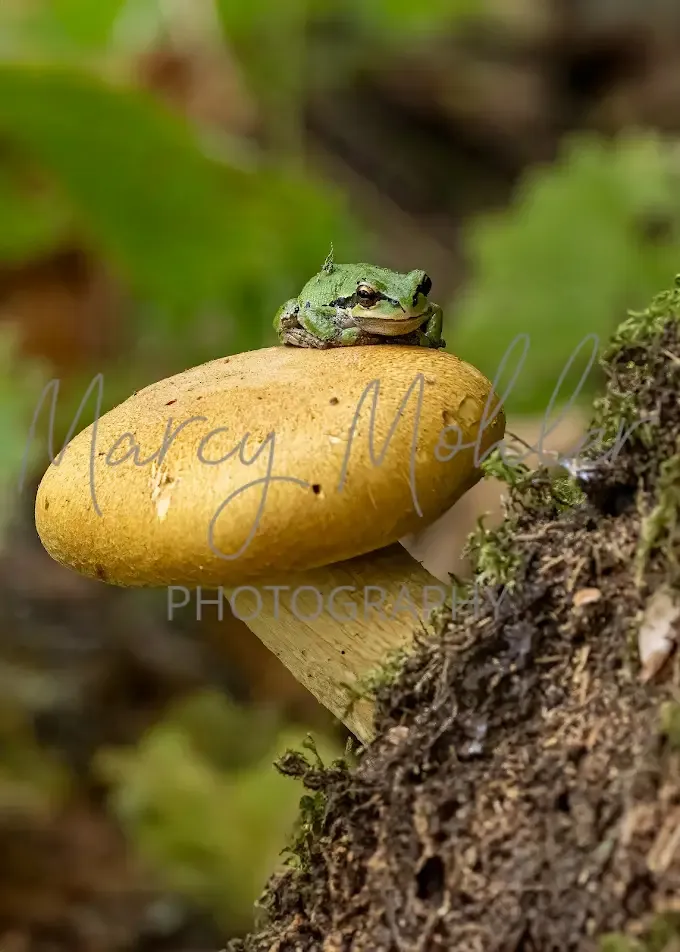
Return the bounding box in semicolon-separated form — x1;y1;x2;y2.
602;276;680;359
341;644;412;712
646;912;680;951
462;450;586;590
590;389;641;453
599;935;644;952
465;513;521;588
600;913;680;952
659;701;680;750
635;449;680;586
592;278;680;454
280;790;327;870
550;470;587;511
275;735;348;873
480;447;532;488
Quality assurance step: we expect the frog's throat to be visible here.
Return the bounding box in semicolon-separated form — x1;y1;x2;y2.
351;312;429;336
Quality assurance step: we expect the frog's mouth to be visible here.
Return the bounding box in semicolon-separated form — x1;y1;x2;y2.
351;310;430;336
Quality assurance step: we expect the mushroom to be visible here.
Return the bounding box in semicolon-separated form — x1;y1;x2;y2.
34;344;504;743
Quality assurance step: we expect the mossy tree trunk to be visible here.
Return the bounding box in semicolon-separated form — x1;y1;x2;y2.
230;280;680;952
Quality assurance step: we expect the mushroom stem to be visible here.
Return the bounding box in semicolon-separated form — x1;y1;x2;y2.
227;544;444;744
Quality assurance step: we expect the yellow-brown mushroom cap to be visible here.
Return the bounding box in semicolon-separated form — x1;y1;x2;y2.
35;345;505;587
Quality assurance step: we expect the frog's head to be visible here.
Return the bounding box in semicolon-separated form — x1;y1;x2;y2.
304;263;435;337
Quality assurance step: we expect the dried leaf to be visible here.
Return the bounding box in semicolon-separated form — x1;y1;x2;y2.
573;587;602;608
638;585;680;683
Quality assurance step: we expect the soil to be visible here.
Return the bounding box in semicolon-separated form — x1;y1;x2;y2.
230;285;680;951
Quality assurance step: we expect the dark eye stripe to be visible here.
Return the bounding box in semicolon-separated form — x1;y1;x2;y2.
330;291;400;309
413;274;431;307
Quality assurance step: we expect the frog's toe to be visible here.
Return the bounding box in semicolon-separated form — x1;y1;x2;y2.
281;327;332;349
274;301;301;333
422;331;445;349
279;314;301;333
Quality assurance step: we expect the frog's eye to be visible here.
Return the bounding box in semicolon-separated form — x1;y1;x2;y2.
356;284;379;306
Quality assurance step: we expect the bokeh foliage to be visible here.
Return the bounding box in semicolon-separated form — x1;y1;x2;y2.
0;60;362;365
96;691;339;932
0;326;48;542
454;132;680;414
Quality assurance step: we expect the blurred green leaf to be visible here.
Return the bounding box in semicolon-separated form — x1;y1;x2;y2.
0;62;363;369
49;0;128;48
218;0;482;37
0;4;59;58
453;132;680;414
0;325;49;542
0;62;246;311
226;166;366;349
0;161;73;263
0;0;128;57
130;164;365;363
217;0;331;38
348;0;483;34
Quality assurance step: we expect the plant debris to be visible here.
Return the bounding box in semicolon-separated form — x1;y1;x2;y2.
638;586;680;683
230;280;680;952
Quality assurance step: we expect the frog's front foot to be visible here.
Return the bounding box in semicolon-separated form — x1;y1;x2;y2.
288;328;335;348
419;304;445;349
416;330;446;349
274;300;302;342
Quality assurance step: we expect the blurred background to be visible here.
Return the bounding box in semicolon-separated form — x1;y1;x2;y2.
3;0;680;948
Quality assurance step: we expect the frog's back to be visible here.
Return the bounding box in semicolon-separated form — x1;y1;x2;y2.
300;262;399;305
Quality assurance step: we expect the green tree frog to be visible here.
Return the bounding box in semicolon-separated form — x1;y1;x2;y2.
273;251;445;350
